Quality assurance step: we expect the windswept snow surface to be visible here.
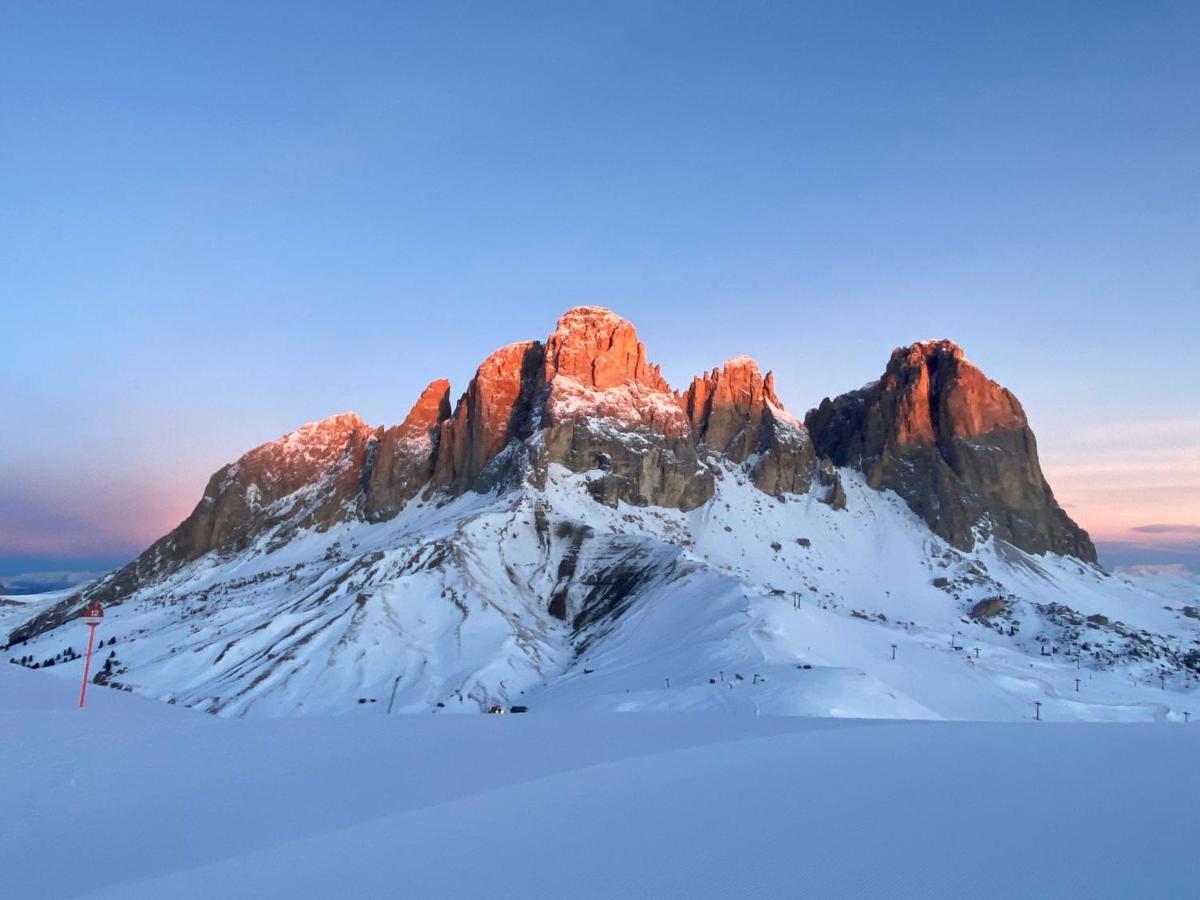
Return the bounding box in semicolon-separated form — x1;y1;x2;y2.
2;663;1196;899
8;465;1199;722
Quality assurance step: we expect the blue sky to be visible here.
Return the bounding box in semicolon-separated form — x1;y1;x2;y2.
1;1;1197;574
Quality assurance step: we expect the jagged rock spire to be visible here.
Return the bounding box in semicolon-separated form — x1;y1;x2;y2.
682;356;821;499
684;356;781;459
431;342;544;494
364;379;452;520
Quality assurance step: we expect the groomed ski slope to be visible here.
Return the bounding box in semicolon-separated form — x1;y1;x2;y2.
3;663;1196;899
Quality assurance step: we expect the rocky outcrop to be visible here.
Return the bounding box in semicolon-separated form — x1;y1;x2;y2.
535;308;711;509
431;341;545;494
805;340;1095;561
7;412;381;645
424;308;712;510
364;380;451;521
970;597;1009;619
683;357;818;498
170;412;378;561
542;306;672;394
684;357;778;460
814;458;847;510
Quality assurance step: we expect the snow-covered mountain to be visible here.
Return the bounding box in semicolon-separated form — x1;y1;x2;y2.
7;307;1198;719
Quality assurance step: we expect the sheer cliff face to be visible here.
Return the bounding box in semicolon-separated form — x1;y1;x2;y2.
431;341;544;494
418;309;703;507
805;340;1096;561
364;379;452;521
422;307;715;510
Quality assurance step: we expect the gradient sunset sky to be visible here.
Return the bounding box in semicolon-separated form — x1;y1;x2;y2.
2;2;1197;575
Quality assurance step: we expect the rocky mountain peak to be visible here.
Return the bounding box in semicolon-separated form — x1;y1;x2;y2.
396;379;452;435
542;306;671;393
684;356;773;456
150;411;380;569
431;341;544;494
682;357;820;500
225;412;374;499
534;308;704;507
896;338;966;363
364;380;452;521
807;339;1095;560
424;309;699;504
880;339;1025;446
268;409;367;449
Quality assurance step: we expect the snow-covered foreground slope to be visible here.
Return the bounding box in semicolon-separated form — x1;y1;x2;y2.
2;663;1195;899
9;465;1198;721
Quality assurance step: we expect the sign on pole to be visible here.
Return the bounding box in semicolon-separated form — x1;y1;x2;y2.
78;602;104;708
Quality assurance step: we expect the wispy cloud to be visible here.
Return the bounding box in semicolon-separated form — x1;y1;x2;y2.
1131;524;1200;536
1037;413;1200;542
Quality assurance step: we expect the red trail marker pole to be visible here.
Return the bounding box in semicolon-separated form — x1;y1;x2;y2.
78;602;104;708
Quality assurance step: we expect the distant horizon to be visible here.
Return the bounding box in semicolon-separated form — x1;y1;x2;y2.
5;538;1199;583
3;3;1196;574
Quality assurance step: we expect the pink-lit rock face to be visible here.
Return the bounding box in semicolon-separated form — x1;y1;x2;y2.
172;411;379;562
534;307;710;508
6;311;1099;648
432;341;543;493
427;307;707;506
683;356;818;499
882;341;1027;447
542;306;672;393
684;356;782;459
365;379;452;521
806;339;1095;560
541;307;692;439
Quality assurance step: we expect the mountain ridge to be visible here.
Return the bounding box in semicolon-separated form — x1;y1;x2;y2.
7;307;1092;648
9;307;1181;724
